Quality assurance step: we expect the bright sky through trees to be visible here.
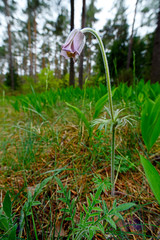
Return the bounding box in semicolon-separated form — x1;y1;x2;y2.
0;0;156;45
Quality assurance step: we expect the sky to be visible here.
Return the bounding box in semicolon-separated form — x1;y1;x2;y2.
74;0;154;36
74;0;114;29
0;0;156;45
0;0;156;74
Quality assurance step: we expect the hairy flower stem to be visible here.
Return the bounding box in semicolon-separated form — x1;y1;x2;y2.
81;28;115;196
111;124;116;196
81;28;114;120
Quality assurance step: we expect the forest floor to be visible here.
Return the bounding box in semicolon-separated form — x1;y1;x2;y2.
0;93;160;239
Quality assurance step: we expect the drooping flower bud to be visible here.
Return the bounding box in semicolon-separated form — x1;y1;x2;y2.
61;29;85;61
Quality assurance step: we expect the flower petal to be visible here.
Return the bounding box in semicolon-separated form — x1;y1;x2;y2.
62;29;78;47
61;29;85;60
60;49;70;59
73;31;86;55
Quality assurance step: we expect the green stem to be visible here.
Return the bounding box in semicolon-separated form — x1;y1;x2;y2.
111;124;115;196
31;208;38;240
81;28;115;196
81;28;114;121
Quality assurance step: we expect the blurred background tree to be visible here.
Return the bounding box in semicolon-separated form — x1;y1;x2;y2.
0;0;17;90
151;3;160;83
0;0;159;91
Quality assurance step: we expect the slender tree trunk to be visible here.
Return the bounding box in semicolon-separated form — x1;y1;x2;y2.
28;16;33;76
79;0;86;89
126;0;139;69
42;42;45;69
4;0;14;90
20;51;22;76
54;50;58;78
23;54;27;75
69;0;75;86
34;11;37;77
151;5;160;83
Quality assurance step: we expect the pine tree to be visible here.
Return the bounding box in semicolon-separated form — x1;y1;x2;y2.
25;0;48;77
79;0;86;89
96;0;129;83
151;4;160;83
85;0;101;81
69;0;75;86
0;0;17;90
126;0;139;69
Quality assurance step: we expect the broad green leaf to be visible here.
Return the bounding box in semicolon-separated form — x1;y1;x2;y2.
3;191;11;218
138;92;144;103
126;86;132;99
93;88;117;119
93;93;108;119
141;98;154;150
140;154;160;204
116;203;135;212
8;224;17;240
66;102;92;137
0;216;9;231
141;96;160;151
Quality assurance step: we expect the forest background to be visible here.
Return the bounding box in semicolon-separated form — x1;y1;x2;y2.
1;1;160;239
0;0;160;92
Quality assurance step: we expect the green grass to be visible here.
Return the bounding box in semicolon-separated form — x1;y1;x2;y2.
0;81;159;239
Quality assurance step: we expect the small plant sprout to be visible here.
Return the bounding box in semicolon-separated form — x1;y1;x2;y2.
61;28;117;195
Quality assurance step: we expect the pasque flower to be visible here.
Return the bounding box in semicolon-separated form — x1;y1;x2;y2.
61;29;85;61
62;27;116;196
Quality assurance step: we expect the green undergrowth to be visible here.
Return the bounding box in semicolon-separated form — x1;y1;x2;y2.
0;80;159;239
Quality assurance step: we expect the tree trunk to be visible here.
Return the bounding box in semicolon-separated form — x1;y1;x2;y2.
4;0;14;90
151;5;160;83
79;0;86;89
126;0;139;69
69;0;75;86
28;17;33;76
23;54;27;75
54;55;58;78
34;11;37;77
42;42;45;69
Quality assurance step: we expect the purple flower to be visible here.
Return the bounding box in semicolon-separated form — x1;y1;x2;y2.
61;29;85;61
